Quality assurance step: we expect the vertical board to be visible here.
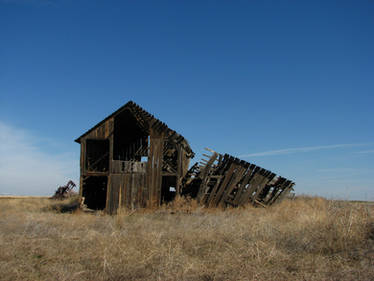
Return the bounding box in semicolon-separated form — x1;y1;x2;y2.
242;170;267;204
146;133;164;207
108;175;121;214
124;174;132;208
220;164;248;206
120;174;129;208
232;164;256;205
79;143;85;197
208;162;236;207
118;170;147;209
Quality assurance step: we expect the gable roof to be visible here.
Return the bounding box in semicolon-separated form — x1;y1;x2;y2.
75;101;194;157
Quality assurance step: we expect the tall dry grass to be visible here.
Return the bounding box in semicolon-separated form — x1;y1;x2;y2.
0;196;373;281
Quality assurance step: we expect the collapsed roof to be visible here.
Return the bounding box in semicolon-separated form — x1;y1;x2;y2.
181;148;295;208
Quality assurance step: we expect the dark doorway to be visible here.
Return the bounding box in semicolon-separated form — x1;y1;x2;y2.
85;139;109;172
82;176;108;210
161;176;177;203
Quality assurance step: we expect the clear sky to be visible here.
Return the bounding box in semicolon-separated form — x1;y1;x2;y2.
1;0;373;200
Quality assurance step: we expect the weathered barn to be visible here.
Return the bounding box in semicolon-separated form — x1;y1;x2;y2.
76;101;295;213
75;101;194;214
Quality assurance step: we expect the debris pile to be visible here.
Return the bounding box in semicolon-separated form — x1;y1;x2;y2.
182;148;295;208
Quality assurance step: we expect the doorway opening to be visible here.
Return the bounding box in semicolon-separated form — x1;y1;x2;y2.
82;176;108;210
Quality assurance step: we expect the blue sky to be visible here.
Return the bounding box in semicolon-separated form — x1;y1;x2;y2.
0;0;373;200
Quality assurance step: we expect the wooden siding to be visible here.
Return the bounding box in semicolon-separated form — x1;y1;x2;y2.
146;130;164;208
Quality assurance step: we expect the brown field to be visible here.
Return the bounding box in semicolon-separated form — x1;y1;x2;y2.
0;196;373;281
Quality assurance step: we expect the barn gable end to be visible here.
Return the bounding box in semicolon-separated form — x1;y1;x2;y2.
76;101;194;214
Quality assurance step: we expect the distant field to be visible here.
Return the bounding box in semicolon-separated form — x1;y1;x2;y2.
0;196;373;281
0;195;49;199
346;200;374;205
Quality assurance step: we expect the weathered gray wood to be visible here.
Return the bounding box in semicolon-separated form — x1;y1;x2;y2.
201;176;222;205
232;164;256;205
220;164;248;207
209;162;236;207
237;167;263;205
273;182;294;204
268;179;290;205
253;172;276;202
108;175;120;214
196;152;218;202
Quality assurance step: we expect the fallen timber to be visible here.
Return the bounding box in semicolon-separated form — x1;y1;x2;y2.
181;148;295;208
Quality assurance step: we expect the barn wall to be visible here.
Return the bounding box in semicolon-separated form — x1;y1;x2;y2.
79;118;114;213
107;162;147;212
78;115;192;213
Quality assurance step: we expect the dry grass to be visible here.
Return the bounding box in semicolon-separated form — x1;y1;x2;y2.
0;196;373;281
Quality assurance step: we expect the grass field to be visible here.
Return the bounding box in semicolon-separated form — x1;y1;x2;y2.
0;196;373;281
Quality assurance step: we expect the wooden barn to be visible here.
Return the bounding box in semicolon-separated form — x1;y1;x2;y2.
75;101;194;214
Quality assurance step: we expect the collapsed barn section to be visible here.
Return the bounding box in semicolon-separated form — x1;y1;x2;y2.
75;101;294;213
182;149;295;208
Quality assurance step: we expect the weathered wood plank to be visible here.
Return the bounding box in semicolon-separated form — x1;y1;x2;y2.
208;161;236;207
268;179;289;205
232;164;256;205
220;164;248;207
108;175;120;214
196;152;218;202
200;176;222;205
253;172;276;201
273;181;294;204
237;167;263;206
